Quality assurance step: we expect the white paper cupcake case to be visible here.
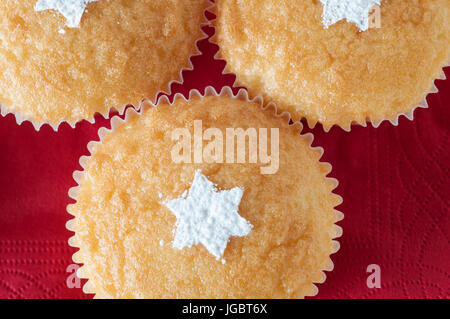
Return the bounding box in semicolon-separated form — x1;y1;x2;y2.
209;3;449;132
66;86;343;298
0;0;215;131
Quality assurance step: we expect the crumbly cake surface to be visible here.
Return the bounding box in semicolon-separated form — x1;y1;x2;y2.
215;0;450;130
0;0;208;125
69;94;341;298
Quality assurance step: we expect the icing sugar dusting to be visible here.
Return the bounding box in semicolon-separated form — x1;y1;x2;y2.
320;0;382;31
164;170;252;261
35;0;99;28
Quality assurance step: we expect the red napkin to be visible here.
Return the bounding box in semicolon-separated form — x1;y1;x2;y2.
0;26;448;299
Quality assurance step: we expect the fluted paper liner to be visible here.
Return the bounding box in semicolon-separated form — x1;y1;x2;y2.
0;0;215;131
66;86;343;298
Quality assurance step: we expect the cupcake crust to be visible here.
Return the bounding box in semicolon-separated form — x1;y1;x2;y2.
215;0;450;130
68;91;341;298
0;0;209;126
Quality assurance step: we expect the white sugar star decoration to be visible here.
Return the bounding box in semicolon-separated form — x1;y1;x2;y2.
164;170;252;261
35;0;99;28
320;0;382;31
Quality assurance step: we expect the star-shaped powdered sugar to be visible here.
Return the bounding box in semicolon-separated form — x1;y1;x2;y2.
320;0;382;32
164;171;252;261
35;0;98;28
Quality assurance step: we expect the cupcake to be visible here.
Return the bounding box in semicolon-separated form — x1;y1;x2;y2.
0;0;209;129
214;0;450;131
67;88;342;299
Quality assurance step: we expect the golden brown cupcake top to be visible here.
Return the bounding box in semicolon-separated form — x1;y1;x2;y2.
215;0;450;130
68;91;342;298
0;0;208;127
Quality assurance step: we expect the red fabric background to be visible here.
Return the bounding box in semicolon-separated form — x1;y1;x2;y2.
0;24;448;299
